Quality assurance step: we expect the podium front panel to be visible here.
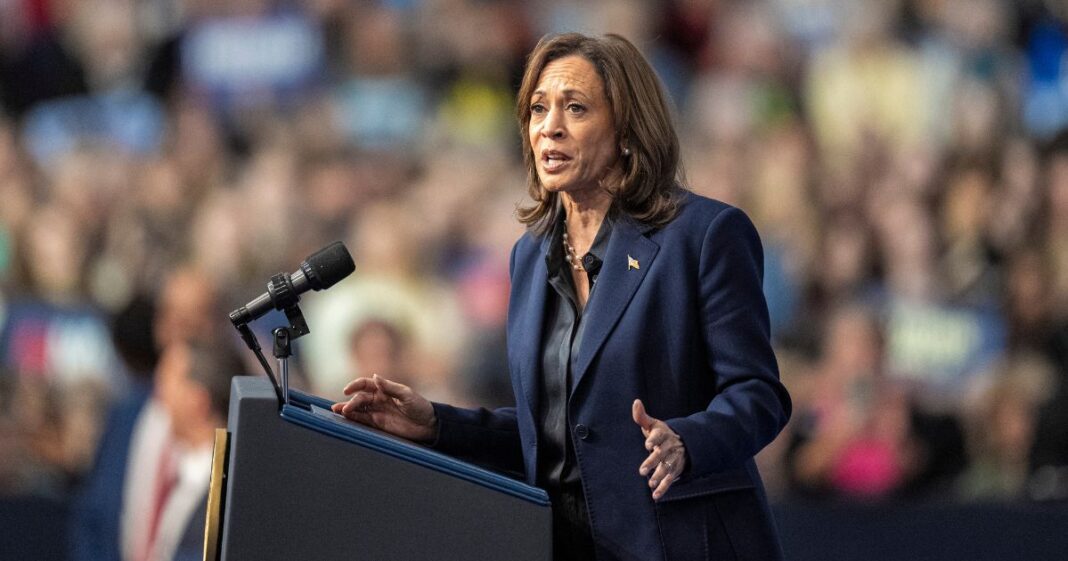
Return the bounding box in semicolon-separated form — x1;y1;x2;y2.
217;377;551;561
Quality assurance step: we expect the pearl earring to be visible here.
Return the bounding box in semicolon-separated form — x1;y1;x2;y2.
622;147;631;157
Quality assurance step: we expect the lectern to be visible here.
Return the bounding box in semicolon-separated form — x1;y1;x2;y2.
204;376;552;561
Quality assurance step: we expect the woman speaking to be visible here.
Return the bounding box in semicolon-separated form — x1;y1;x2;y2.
333;32;792;561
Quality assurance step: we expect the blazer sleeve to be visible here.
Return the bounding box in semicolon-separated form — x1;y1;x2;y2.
429;403;525;476
666;206;792;477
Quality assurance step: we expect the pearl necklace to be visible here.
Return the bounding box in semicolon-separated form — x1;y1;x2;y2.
562;232;584;271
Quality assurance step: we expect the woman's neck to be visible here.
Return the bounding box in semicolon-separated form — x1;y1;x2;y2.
561;189;612;252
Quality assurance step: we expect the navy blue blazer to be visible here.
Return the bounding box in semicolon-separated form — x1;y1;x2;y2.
433;192;791;561
68;381;151;561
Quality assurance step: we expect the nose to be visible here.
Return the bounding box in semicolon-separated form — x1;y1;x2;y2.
539;107;566;140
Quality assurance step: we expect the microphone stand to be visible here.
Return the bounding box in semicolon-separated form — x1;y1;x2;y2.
272;303;310;407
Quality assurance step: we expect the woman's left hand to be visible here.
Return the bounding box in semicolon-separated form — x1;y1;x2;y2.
632;399;687;500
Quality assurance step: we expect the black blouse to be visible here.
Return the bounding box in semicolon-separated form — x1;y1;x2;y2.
536;215;611;489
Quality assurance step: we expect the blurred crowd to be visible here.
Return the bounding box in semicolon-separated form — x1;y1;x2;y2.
2;1;1068;540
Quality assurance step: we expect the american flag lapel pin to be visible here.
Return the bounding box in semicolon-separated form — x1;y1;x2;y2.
628;255;640;270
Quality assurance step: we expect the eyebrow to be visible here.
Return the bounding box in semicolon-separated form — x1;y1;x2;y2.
531;88;589;100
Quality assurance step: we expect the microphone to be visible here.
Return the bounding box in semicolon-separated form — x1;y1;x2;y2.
229;242;355;326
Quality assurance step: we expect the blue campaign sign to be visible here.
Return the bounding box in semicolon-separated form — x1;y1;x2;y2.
0;299;120;387
884;298;1005;397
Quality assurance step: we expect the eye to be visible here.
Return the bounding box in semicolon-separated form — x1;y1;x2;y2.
567;103;586;114
530;103;546;115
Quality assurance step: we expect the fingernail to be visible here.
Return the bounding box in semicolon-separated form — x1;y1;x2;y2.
640;468;647;476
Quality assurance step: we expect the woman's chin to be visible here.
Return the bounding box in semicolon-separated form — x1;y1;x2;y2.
540;179;597;196
539;180;570;194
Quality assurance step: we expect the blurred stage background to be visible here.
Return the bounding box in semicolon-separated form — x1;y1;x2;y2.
2;0;1068;559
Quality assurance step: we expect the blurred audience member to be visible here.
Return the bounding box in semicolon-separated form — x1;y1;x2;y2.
153;338;245;561
789;305;921;499
69;294;160;561
303;200;467;403
153;267;222;349
347;317;412;387
331;5;428;151
959;354;1053;501
68;266;221;561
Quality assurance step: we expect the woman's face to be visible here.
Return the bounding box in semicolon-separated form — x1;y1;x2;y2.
528;55;619;197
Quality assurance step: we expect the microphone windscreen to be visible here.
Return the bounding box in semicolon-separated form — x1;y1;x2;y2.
302;242;355;290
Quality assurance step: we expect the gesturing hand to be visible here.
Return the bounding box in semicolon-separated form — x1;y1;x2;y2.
632;399;687;500
331;374;438;443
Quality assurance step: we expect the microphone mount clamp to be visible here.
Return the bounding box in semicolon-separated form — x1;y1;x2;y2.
270;273;311;406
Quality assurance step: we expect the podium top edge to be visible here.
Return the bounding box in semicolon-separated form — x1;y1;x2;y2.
228;376;550;506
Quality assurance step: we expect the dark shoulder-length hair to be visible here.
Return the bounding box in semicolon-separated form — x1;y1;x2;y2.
516;33;683;235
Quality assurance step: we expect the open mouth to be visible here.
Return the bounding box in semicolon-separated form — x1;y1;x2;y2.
541;150;571;173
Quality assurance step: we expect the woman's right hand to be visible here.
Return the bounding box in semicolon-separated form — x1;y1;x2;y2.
331;374;438;443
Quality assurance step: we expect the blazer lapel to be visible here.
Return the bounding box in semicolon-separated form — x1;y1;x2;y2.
512;235;552;416
572;217;659;392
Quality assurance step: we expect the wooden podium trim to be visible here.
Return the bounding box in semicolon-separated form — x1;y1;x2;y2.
203;428;230;561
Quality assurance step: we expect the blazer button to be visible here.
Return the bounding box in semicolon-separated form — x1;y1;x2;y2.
574;424;590;440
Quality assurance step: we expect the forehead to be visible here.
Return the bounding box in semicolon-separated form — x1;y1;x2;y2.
533;54;605;98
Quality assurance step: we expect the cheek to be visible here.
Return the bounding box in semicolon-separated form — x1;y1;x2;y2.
585;119;617;158
527;140;542;177
170;384;198;423
583;136;616;169
159;381;180;416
